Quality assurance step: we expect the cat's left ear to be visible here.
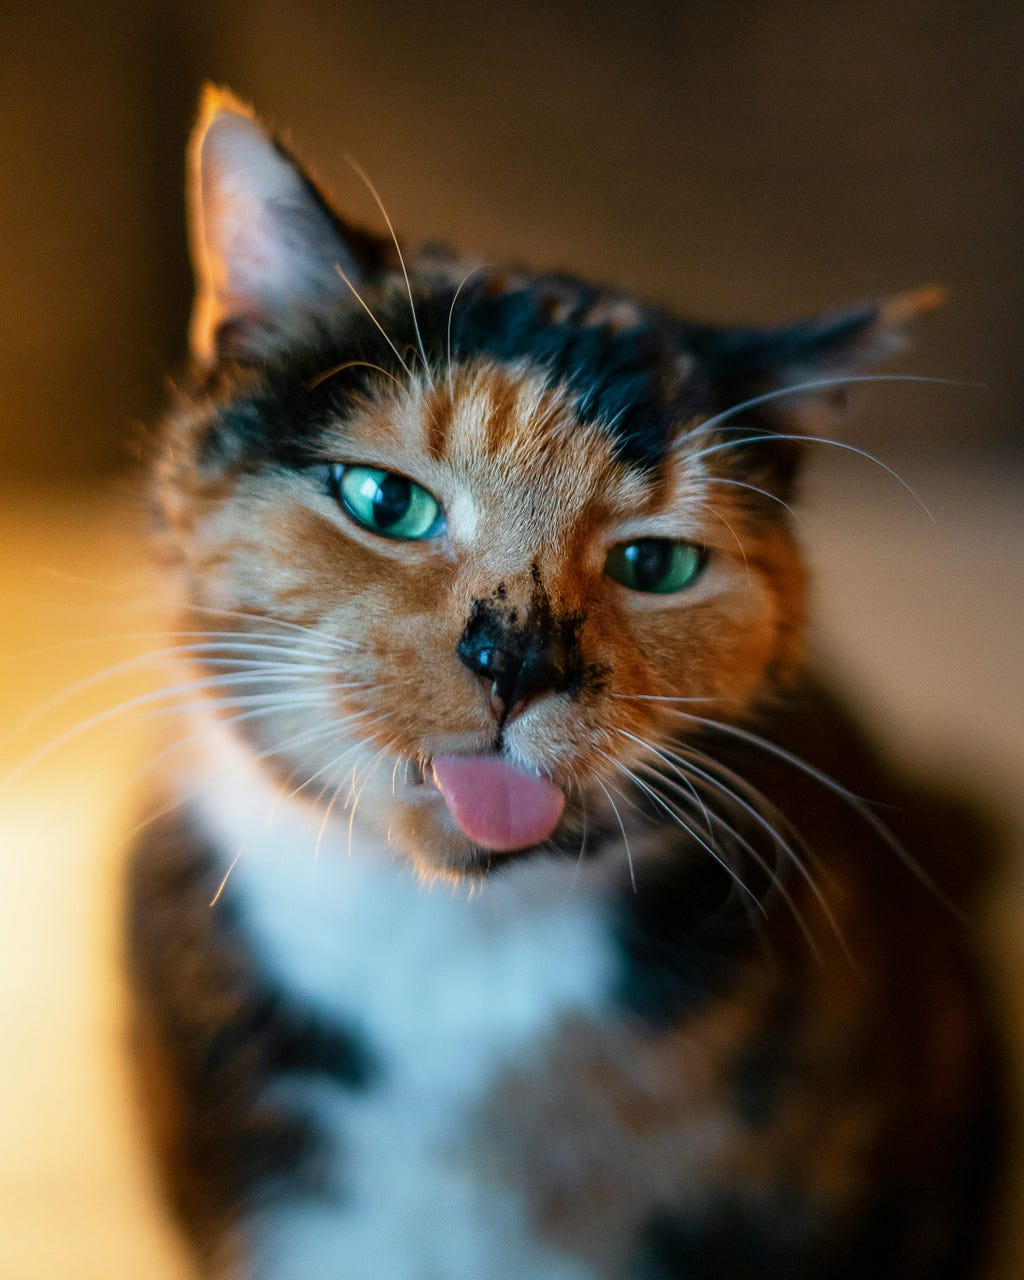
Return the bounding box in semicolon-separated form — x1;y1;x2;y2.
187;85;384;366
700;287;945;429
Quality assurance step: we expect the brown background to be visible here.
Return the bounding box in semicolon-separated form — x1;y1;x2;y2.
0;4;1021;1277
2;0;1022;477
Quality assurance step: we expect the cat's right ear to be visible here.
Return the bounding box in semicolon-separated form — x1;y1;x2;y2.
187;86;383;366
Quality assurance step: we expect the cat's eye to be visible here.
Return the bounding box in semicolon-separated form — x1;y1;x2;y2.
329;464;445;541
604;539;707;594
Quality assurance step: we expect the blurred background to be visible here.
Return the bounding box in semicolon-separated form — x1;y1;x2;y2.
0;1;1020;1275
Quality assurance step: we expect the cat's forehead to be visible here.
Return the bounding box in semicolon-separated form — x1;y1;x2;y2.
311;273;713;475
333;358;704;542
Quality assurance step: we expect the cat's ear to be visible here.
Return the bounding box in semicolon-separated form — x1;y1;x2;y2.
187;85;383;366
701;287;945;429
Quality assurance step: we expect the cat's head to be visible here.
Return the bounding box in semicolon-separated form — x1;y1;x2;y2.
158;86;935;881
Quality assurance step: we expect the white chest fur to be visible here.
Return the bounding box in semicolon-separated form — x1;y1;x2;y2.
190;737;614;1280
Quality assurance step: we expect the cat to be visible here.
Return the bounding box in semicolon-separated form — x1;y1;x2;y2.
125;85;1002;1280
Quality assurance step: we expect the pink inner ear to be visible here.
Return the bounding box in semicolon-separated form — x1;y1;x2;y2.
431;755;566;853
187;100;354;363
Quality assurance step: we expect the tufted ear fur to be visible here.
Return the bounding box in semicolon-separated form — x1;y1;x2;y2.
697;287;945;428
187;85;385;366
686;288;944;499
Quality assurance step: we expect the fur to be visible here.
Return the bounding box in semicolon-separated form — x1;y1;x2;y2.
125;87;1001;1278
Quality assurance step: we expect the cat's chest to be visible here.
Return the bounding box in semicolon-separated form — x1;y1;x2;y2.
196;771;618;1279
191;728;619;1066
192;741;619;1085
226;823;619;1092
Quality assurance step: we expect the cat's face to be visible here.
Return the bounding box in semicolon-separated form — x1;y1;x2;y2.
158;88;919;881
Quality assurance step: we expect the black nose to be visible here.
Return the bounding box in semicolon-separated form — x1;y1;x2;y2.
457;602;570;720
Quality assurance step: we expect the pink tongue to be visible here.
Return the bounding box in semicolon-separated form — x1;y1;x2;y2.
431;755;566;852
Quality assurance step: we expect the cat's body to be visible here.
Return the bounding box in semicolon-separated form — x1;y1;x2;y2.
126;88;1001;1279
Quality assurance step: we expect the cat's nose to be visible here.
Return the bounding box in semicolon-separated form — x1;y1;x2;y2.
457;609;570;722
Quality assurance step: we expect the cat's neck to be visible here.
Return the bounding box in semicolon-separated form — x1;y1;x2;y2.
174;701;622;1044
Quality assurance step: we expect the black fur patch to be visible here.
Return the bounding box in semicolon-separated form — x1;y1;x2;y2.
631;1200;829;1280
729;1012;799;1130
188;278;713;477
183;267;886;495
126;808;375;1257
633;1176;1001;1280
613;830;764;1027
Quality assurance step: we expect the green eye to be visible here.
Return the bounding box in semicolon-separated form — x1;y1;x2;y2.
330;464;445;540
605;539;707;594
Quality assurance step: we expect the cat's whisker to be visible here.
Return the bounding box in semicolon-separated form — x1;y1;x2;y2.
446;267;482;403
182;603;364;654
265;736;341;831
617;728;714;839
308;732;397;863
566;780;591;896
123;712;349;848
663;745;854;962
308;358;403;392
686;373;980;440
611;692;724;704
3;640;344;746
286;714;391;804
332;261;413;379
342;154;431;378
200;718;377;905
591;774;636;893
664;709;960;913
660;737;818;876
209;845;247;908
133;701;381;860
698;499;752;579
314;770;351;863
709;475;801;522
673;711;864;802
637;762;823;960
691;430;934;522
599;748;765;914
1;670;338;790
345;739;399;857
346;735;395;802
166;658;334;676
0;627;323;665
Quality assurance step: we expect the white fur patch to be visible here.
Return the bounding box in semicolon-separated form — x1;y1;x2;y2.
446;489;481;543
189;720;611;1280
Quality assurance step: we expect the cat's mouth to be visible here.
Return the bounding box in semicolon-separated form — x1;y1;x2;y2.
419;753;567;853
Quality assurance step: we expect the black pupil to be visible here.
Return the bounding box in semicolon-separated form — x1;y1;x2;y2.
627;540;673;590
371;473;412;528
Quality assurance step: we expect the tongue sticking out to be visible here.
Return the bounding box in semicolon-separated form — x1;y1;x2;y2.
431;755;566;853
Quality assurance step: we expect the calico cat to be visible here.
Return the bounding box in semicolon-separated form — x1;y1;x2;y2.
126;86;1001;1279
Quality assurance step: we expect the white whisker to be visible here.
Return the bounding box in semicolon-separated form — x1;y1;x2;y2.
181;603;363;652
638;762;822;959
709;475;801;521
691;431;934;522
332;261;413;380
598;748;764;913
308;358;403;392
343;154;431;377
688;373;979;439
666;744;854;962
446;267;482;404
592;774;636;892
617;728;713;838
